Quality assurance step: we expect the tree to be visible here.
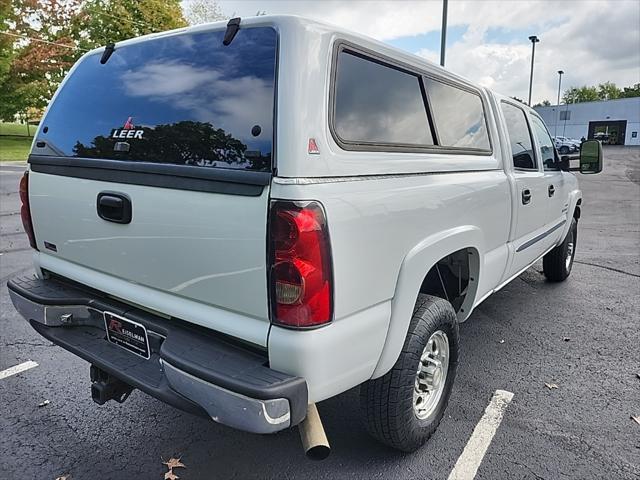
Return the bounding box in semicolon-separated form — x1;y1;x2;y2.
0;0;83;121
533;100;551;107
562;85;599;104
597;81;620;101
0;0;17;120
562;81;639;104
73;121;247;166
620;83;640;98
73;0;187;51
0;0;187;122
183;0;227;25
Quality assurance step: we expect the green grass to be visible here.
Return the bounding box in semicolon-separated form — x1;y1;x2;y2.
0;136;33;162
0;122;37;162
0;122;37;137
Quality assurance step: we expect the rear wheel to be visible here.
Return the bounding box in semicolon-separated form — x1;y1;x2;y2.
360;294;459;452
543;217;577;282
559;145;570;154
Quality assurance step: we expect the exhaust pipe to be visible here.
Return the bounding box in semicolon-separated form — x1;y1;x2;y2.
298;403;330;460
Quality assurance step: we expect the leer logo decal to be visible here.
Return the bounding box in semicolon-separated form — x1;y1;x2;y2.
111;116;144;140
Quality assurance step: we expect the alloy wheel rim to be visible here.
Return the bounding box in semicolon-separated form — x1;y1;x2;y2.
413;330;450;420
566;230;575;271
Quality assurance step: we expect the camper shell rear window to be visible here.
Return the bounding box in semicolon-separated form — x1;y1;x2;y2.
33;26;277;173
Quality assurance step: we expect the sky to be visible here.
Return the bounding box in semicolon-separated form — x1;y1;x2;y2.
201;0;640;105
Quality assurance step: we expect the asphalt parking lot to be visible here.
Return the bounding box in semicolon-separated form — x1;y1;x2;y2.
1;147;639;480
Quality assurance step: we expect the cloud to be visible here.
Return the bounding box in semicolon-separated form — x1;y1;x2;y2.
122;61;273;142
212;0;640;104
427;1;640;103
123;62;218;96
415;47;438;64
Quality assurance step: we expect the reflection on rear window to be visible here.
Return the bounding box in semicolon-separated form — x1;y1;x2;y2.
334;51;434;146
35;27;277;172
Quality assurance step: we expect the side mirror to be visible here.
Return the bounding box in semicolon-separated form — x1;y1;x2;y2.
579;140;603;174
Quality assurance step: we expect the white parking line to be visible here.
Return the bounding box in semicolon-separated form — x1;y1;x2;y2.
448;389;514;480
0;360;39;380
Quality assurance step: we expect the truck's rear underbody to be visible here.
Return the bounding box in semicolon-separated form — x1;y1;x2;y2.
8;274;308;433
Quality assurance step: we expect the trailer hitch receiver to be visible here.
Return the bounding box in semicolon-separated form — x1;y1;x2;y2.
90;365;133;405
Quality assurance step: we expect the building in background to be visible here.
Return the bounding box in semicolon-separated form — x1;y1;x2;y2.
535;97;640;146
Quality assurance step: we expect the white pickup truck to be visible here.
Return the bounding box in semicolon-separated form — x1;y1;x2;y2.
8;15;602;458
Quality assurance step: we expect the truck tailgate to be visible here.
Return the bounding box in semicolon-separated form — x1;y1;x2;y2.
29;171;271;336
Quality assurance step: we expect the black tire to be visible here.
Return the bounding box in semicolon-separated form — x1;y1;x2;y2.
543;217;577;282
360;294;459;452
559;145;570;154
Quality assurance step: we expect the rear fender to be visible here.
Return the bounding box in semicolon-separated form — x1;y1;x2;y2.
371;226;483;378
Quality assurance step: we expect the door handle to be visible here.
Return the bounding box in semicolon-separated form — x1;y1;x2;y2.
522;188;532;205
548;185;555;197
97;192;132;224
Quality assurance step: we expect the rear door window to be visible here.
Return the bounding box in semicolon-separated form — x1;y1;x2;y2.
333;51;434;146
34;27;277;172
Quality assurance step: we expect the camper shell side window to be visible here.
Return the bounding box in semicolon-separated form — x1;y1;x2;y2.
329;41;493;156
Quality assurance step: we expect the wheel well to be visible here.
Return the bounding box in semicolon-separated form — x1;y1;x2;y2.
419;248;477;314
574;198;582;220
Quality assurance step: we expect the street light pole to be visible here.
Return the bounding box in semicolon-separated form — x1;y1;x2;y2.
555;70;564;137
527;35;539;106
440;0;448;67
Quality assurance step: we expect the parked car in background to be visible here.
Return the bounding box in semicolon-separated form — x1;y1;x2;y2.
554;136;579;154
7;15;604;458
565;136;582;146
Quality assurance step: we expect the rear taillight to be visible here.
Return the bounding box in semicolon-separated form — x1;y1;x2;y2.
268;200;333;328
19;171;37;250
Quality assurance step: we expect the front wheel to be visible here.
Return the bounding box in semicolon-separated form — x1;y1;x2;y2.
360;294;459;452
559;145;570;154
543;217;577;282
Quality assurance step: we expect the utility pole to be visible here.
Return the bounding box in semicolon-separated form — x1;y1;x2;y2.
527;35;539;106
440;0;448;67
555;70;564;137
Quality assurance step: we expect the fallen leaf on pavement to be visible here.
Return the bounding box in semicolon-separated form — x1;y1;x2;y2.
544;383;559;390
163;458;186;470
55;475;71;480
499;339;505;344
162;456;186;480
38;400;50;407
563;337;570;342
632;415;640;425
